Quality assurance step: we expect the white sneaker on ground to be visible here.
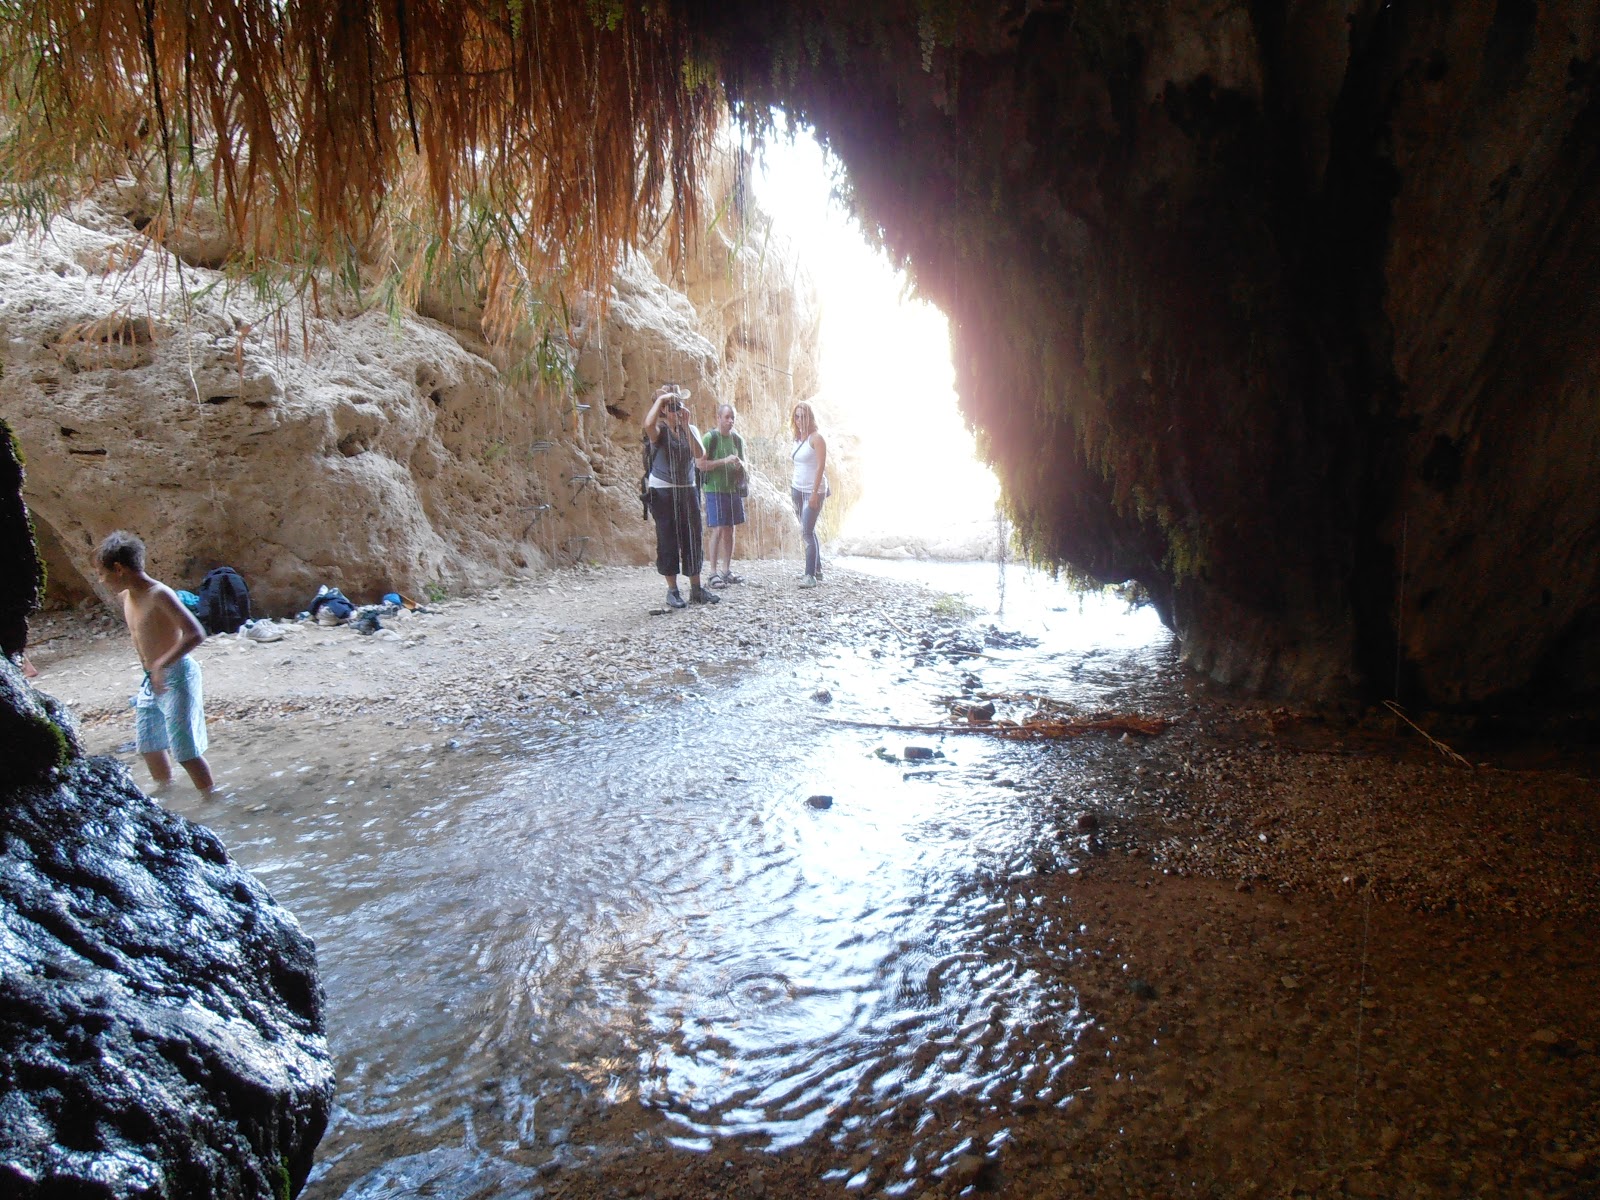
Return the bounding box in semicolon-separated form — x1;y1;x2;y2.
798;574;819;589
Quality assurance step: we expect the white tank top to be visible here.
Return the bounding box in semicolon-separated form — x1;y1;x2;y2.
791;435;824;493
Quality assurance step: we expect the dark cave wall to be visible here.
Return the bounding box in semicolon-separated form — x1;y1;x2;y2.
1376;2;1600;704
694;0;1600;704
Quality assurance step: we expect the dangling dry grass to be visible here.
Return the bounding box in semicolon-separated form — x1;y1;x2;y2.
0;0;722;334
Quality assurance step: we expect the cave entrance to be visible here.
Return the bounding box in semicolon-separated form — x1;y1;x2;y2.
750;127;1000;559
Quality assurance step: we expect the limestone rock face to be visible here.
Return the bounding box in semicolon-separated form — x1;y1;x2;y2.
0;667;332;1198
701;0;1600;704
2;216;497;609
0;159;819;614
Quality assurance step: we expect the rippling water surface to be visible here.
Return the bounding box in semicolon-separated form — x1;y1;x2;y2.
164;562;1173;1198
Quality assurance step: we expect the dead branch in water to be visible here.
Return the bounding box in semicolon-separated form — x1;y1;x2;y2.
821;714;1172;740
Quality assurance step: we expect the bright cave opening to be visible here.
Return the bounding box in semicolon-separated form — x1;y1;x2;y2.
750;127;1002;561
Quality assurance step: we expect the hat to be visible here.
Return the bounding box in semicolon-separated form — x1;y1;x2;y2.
660;383;692;402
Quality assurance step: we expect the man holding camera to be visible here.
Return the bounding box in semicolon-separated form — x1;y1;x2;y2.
642;383;723;608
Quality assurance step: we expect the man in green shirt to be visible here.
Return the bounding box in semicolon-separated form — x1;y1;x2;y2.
700;403;747;586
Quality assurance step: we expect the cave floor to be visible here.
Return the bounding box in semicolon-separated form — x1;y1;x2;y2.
29;560;1599;1200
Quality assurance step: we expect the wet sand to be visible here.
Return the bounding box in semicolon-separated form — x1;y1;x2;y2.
26;560;1600;1199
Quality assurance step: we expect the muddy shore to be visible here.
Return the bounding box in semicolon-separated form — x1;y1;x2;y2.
25;559;1600;1199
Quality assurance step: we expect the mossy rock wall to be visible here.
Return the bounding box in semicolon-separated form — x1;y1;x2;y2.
0;422;44;659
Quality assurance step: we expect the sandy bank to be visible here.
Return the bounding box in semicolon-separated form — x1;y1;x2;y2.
27;559;943;734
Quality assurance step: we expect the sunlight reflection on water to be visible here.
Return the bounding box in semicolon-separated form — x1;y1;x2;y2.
167;562;1174;1197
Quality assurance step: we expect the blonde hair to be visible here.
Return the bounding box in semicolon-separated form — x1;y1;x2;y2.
791;402;818;440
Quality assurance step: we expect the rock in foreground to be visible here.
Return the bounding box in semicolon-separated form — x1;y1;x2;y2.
0;749;332;1198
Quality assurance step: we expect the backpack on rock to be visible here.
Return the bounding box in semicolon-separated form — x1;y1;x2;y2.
196;566;252;635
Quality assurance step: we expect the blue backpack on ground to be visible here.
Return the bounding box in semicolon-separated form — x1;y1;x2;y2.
197;567;251;635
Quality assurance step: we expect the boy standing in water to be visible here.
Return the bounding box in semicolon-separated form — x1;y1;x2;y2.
95;531;215;793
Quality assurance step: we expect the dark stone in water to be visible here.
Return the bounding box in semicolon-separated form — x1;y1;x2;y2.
0;753;333;1198
981;625;1040;650
951;700;996;722
904;746;935;760
806;795;833;808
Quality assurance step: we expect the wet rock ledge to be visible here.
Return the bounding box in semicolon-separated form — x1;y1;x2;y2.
0;654;332;1198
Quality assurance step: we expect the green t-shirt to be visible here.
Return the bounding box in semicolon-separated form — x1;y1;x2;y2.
700;430;746;493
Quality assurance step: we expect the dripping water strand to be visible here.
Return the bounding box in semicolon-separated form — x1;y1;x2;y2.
1392;511;1407;719
995;504;1008;621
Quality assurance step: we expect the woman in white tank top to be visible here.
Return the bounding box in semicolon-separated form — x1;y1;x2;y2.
789;402;828;587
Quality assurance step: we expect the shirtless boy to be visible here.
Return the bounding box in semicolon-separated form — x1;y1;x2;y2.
95;531;215;793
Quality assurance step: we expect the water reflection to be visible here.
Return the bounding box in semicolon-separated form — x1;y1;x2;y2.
161;563;1173;1197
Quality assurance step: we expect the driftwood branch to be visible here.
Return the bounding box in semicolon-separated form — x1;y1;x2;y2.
1383;701;1473;768
821;715;1172;740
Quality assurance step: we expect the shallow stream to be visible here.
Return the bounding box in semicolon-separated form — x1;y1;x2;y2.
148;562;1173;1198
